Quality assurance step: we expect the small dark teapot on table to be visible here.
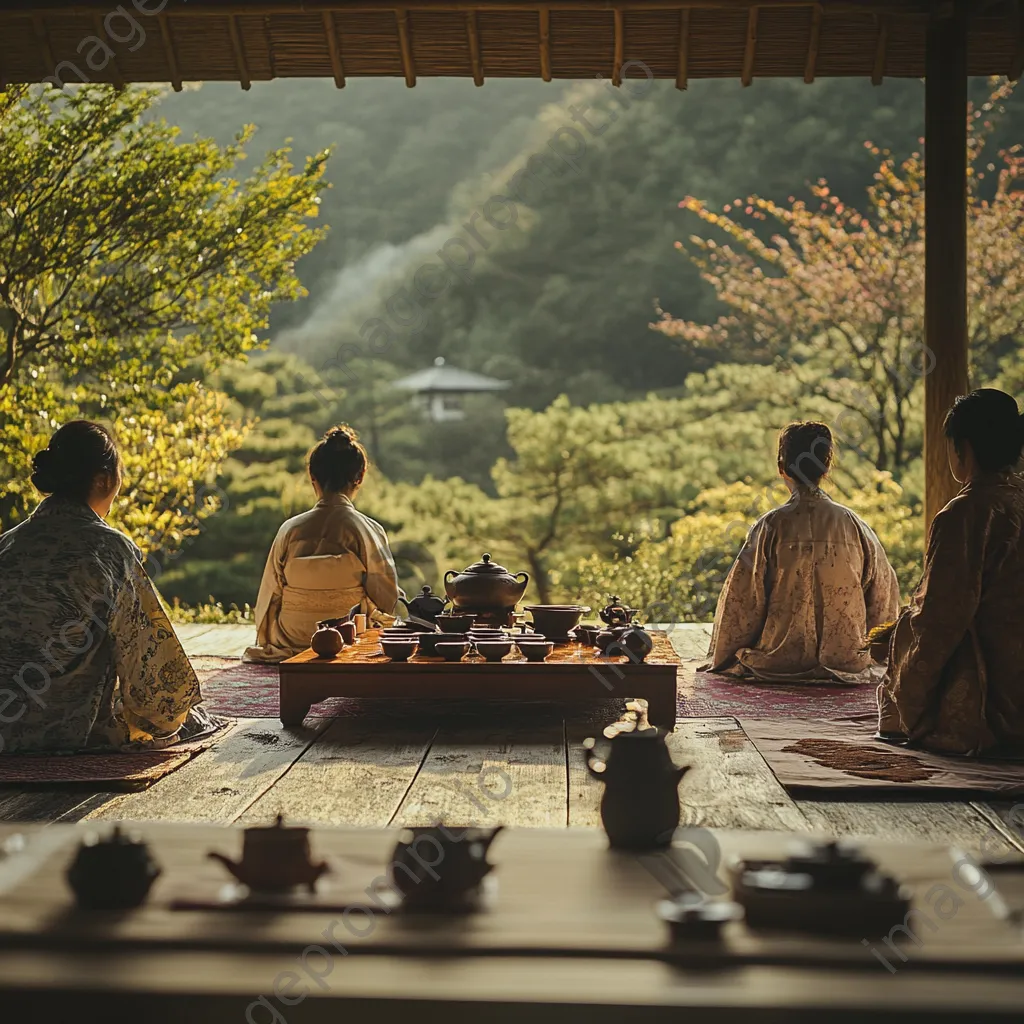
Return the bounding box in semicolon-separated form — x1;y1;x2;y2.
585;723;688;850
389;825;503;911
66;826;162;910
399;585;449;630
444;554;529;611
209;814;329;893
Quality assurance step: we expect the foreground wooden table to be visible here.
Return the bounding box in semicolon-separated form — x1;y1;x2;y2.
0;822;1022;1022
279;629;680;728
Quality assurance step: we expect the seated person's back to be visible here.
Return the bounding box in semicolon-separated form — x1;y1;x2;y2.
0;421;210;754
245;426;399;663
879;389;1024;755
706;421;900;683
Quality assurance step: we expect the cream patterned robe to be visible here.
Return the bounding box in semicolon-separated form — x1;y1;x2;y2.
0;497;203;754
705;489;900;684
245;493;400;663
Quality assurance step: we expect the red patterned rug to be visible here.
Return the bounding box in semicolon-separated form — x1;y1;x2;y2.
677;666;879;721
193;657;290;717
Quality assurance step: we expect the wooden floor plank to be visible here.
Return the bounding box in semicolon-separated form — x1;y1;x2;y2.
660;622;713;661
797;799;1003;855
181;624;256;658
394;720;567;828
668;717;811;832
82;719;328;825
0;790;112;825
174;624;214;647
970;801;1024;859
238;719;436;828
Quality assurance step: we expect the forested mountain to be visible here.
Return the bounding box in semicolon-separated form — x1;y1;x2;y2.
146;75;1024;612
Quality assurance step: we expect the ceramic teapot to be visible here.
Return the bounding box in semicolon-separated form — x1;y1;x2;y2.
600;623;654;663
599;596;638;628
389;825;503;910
209;814;329;893
585;729;688;850
66;826;162;910
399;585;449;624
443;554;529;611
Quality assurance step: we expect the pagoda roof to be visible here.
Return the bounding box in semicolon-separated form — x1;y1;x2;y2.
393;358;511;394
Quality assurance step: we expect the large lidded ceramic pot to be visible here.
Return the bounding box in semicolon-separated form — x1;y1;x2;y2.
443;553;529;611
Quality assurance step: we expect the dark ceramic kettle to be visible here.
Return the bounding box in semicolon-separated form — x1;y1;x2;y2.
389;825;503;910
66;826;162;910
585;729;688;850
399;585;449;624
444;554;529;610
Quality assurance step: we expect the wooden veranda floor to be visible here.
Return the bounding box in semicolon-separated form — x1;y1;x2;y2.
1;624;1021;861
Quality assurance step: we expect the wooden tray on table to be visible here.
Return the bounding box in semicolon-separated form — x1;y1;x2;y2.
279;629;680;727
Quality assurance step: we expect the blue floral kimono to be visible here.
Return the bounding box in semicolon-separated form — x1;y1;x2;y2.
0;496;211;754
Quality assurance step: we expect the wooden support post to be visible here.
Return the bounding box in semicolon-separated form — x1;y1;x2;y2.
539;8;551;82
804;3;821;83
612;9;623;87
396;9;416;87
676;9;690;90
741;6;758;87
228;15;251;90
466;11;483;85
158;14;182;91
323;11;346;87
924;0;970;527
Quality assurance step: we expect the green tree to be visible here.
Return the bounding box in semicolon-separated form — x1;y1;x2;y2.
0;84;329;552
654;80;1024;479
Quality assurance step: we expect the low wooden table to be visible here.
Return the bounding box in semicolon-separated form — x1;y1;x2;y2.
1;821;1023;1022
279;629;680;728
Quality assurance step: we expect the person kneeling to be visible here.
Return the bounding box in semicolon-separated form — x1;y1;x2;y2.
876;390;1024;756
705;421;900;684
0;422;221;754
244;426;399;663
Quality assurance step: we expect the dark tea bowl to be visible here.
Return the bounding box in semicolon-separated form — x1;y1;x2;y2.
571;624;602;647
524;605;590;640
418;632;467;656
436;642;469;663
435;613;477;632
517;640;554;662
381;639;418;662
475;640;512;663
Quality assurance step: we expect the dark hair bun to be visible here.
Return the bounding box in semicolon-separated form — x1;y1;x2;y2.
30;421;121;501
778;421;834;486
308;425;368;494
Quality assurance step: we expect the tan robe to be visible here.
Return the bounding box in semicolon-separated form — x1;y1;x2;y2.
878;472;1024;756
705;489;900;683
244;493;399;663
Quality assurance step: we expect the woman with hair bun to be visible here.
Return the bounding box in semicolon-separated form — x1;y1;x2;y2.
0;421;221;753
877;389;1024;755
245;426;399;663
705;421;900;683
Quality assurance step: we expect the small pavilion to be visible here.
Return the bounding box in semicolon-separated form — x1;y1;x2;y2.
0;0;1019;523
393;356;511;422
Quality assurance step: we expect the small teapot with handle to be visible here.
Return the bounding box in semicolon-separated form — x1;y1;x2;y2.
399;585;449;624
585;725;688;850
389;825;503;910
444;554;529;611
66;826;162;910
209;814;329;893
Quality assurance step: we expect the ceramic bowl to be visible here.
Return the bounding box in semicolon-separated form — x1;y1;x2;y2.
435;642;469;663
435;613;477;633
517;640;554;662
475;640;513;663
523;605;590;640
417;632;468;656
381;639;418;662
571;624;602;647
468;629;506;641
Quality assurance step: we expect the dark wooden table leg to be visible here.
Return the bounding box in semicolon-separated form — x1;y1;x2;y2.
279;675;312;726
645;677;678;731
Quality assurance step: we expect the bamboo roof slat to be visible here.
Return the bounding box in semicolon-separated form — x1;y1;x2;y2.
742;6;759;85
93;16;124;88
612;8;624;86
871;11;889;84
158;14;183;92
0;2;1018;88
228;15;252;88
539;8;551;82
677;8;690;88
1011;0;1024;80
323;11;346;86
805;3;822;81
396;9;416;86
466;10;484;84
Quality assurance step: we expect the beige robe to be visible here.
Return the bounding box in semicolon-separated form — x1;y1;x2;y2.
878;472;1024;756
244;494;399;663
705;489;900;684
